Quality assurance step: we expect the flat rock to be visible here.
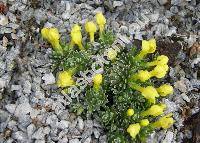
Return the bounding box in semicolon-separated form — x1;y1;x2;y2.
42;73;55;85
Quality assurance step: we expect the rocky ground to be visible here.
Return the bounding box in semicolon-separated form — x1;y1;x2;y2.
0;0;199;143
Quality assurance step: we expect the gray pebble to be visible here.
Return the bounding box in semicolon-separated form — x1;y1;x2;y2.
12;131;28;141
5;104;16;114
32;127;45;140
0;110;9;122
57;120;70;130
69;139;81;143
113;1;123;8
77;117;84;131
27;124;36;138
14;102;32;117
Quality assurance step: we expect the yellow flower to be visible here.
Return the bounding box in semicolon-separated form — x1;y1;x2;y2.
41;28;49;39
139;86;159;104
70;24;84;50
96;12;106;33
136;70;151;82
93;74;103;90
127;123;141;139
147;55;169;66
107;48;117;60
150;64;169;78
57;71;75;88
141;104;166;117
85;21;97;42
140;119;149;127
41;27;63;53
152;113;174;129
136;39;156;59
156;84;173;97
148;39;156;53
127;108;134;116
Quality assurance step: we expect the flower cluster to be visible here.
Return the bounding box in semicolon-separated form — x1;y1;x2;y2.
41;12;175;142
126;39;174;140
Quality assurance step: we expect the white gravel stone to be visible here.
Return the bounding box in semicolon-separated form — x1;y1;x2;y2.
42;73;55;85
32;127;45;140
83;137;91;143
69;139;81;143
148;13;160;23
77;117;84;131
0;78;6;89
0;15;9;26
158;0;168;5
113;1;123;8
27;124;36;138
35;140;46;143
12;131;28;141
57;120;70;130
5;104;16;114
14;103;32;117
11;85;21;91
93;128;100;138
162;131;174;143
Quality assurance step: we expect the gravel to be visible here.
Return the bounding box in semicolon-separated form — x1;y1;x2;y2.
0;0;199;142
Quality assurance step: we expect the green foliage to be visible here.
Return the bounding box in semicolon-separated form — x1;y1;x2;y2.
50;31;168;143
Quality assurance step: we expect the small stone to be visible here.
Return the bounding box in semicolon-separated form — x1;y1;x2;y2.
62;12;70;20
162;131;174;143
93;128;100;138
42;73;55;85
59;137;68;143
5;104;16;114
11;85;21;91
27;124;36;138
181;93;190;102
129;23;141;35
77;117;84;131
69;139;81;143
113;1;123;8
99;135;107;143
0;14;9;26
43;126;50;135
148;13;159;23
23;80;32;94
35;140;46;143
158;0;168;5
57;120;70;130
174;80;187;93
14;103;32;117
32;127;45;140
85;120;93;129
83;137;91;143
0;78;6;89
12;131;28;141
0;110;9;122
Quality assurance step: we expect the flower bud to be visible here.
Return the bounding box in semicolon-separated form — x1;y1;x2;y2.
96;12;106;33
85;21;97;42
107;48;117;60
71;24;84;50
140;86;159;104
93;74;103;91
140;119;149;127
137;70;151;82
127;108;134;116
152;113;174;129
141;104;166;117
157;84;173;96
127;123;141;139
